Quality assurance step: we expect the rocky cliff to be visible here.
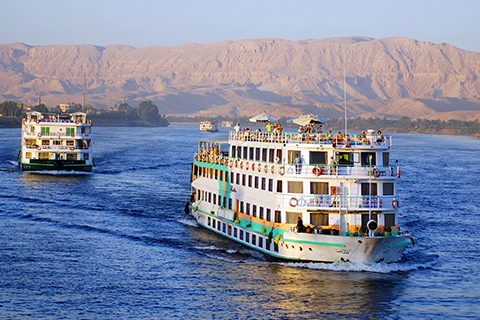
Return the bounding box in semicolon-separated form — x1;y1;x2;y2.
1;37;480;120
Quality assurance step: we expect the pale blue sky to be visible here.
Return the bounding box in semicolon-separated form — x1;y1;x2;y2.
1;0;479;52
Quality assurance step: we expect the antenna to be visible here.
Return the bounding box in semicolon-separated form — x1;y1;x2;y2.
343;48;347;136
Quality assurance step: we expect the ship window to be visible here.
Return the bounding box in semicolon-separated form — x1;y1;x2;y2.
215;170;218;180
261;177;266;190
248;175;252;187
309;151;327;165
288;150;301;164
275;210;281;223
222;223;226;233
310;182;329;194
243;146;248;159
41;127;50;135
259;207;264;220
66;153;76;160
258;237;263;248
213;194;216;205
288;181;303;194
266;208;271;222
246;203;250;215
208;217;211;226
362;214;378;227
84;153;89;160
218;195;222;206
236;146;241;158
53;140;61;145
252;205;257;217
228;225;232;235
26;152;32;159
268;179;273;192
242;174;246;186
310;212;329;226
26;139;36;146
239;230;244;240
337;152;353;166
41;140;50;145
234;227;238;238
231;146;236;158
255;148;261;161
361;183;378;196
266;241;270;251
212;219;216;229
269;149;275;163
255;176;259;189
277;180;283;193
249;147;254;160
383;152;389;166
240;201;244;213
224;171;229;183
286;212;302;224
66;127;75;136
222;197;227;208
245;232;250;243
230;172;234;183
361;152;376;166
383;183;394;195
208;192;212;203
262;148;267;162
217;221;221;231
228;198;232;209
274;242;279;252
252;234;256;246
276;149;282;163
385;214;395;227
236;173;240;185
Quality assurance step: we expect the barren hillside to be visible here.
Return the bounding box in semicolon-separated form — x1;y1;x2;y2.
1;37;480;120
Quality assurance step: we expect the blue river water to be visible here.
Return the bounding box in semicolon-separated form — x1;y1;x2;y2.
1;125;479;319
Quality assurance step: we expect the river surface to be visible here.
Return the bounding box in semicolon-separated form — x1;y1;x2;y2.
1;125;479;319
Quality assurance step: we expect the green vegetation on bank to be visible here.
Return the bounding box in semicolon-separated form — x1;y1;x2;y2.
0;100;169;127
167;115;480;136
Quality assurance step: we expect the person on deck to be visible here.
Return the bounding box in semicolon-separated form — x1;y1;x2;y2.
294;154;302;174
266;121;274;133
234;123;241;132
297;217;306;233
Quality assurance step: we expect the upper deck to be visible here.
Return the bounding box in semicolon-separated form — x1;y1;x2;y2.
228;130;391;149
24;111;91;126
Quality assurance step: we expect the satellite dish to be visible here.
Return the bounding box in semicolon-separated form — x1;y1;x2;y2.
367;220;378;231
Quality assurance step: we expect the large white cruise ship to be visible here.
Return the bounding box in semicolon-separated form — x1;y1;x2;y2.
188;127;414;263
18;111;94;172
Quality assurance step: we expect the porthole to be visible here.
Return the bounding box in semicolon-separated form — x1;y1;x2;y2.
291;245;295;250
309;247;313;252
299;247;303;251
285;244;289;249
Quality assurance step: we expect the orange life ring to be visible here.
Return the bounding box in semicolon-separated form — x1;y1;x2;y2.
37;133;42;137
37;146;41;151
312;167;317;175
70;147;74;151
392;200;399;208
264;164;268;173
372;168;380;177
397;167;401;178
240;162;243;169
252;163;255;171
235;160;238;168
75;120;79;124
245;162;249;170
70;133;75;137
279;166;285;176
289;198;298;207
271;165;275;174
35;120;39;124
194;155;198;161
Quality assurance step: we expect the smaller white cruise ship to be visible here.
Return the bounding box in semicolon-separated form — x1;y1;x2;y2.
18;111;94;172
199;120;218;132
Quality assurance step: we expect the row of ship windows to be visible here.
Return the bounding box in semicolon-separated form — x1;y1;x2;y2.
195;165;395;196
197;189;282;222
207;217;279;253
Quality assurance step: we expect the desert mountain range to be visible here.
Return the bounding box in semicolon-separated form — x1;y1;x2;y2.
1;37;480;120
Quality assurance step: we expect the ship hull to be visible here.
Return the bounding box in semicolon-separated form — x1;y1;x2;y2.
19;160;93;172
189;205;411;264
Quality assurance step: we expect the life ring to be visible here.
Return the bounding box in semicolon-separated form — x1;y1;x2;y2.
279;166;285;176
251;163;255;171
70;133;75;137
264;164;268;173
245;162;249;170
235;160;238;168
37;146;41;150
194;155;198;161
37;133;42;137
392;200;399;208
70;147;74;151
240;162;243;169
317;166;324;175
75;120;79;124
275;156;280;163
271;165;275;174
372;168;380;177
289;197;298;207
229;160;233;168
312;167;317;175
397;167;401;178
35;120;39;124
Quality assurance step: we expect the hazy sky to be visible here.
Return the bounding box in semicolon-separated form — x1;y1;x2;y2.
2;0;479;52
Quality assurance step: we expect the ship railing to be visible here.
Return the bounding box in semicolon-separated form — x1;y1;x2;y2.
24;119;92;125
23;130;91;138
193;153;398;178
23;144;91;151
282;194;399;211
229;131;391;146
